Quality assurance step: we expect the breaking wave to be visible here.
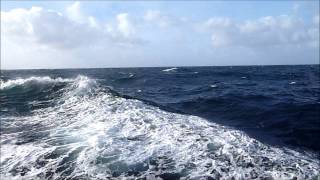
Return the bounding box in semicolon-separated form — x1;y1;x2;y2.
0;76;319;179
0;76;73;90
162;67;178;72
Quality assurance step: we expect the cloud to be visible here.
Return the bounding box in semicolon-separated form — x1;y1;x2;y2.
1;2;142;50
65;1;83;24
1;7;40;37
201;15;319;48
116;13;135;38
144;10;173;28
204;17;232;29
143;10;190;29
1;2;319;69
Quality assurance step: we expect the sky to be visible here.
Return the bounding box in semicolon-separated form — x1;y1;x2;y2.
1;1;319;69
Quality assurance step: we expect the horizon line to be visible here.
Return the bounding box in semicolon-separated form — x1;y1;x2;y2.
1;63;319;71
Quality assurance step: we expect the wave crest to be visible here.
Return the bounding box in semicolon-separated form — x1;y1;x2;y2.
0;76;74;90
162;67;178;72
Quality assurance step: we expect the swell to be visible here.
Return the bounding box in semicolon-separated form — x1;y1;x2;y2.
0;76;75;116
0;76;74;90
162;94;320;151
1;75;319;151
107;77;320;152
1;75;319;179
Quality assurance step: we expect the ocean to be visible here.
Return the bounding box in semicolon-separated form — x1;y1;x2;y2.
0;65;319;179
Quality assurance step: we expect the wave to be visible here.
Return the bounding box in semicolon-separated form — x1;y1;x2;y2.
0;76;74;90
1;76;319;179
162;67;178;72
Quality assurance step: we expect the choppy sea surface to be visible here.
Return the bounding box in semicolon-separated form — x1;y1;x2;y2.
0;65;319;179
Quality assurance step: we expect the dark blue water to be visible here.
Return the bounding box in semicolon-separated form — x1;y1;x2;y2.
1;65;319;179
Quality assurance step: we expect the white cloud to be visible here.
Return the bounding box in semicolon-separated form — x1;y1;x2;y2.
202;15;319;48
1;2;146;69
116;13;135;38
144;10;173;28
204;17;232;29
65;2;98;28
65;1;83;24
1;2;142;50
1;7;40;37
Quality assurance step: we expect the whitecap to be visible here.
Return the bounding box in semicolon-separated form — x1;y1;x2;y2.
162;67;178;72
0;76;74;90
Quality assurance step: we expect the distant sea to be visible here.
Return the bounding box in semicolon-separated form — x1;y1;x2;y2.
1;65;319;179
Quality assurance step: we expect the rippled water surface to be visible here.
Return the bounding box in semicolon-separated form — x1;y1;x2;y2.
0;66;319;179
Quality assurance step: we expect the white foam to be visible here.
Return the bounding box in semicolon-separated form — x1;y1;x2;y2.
210;84;217;88
1;76;319;179
162;67;178;72
68;75;97;96
290;81;296;84
0;76;74;90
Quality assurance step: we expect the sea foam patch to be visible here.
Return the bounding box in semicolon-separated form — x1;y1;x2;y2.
0;76;319;179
